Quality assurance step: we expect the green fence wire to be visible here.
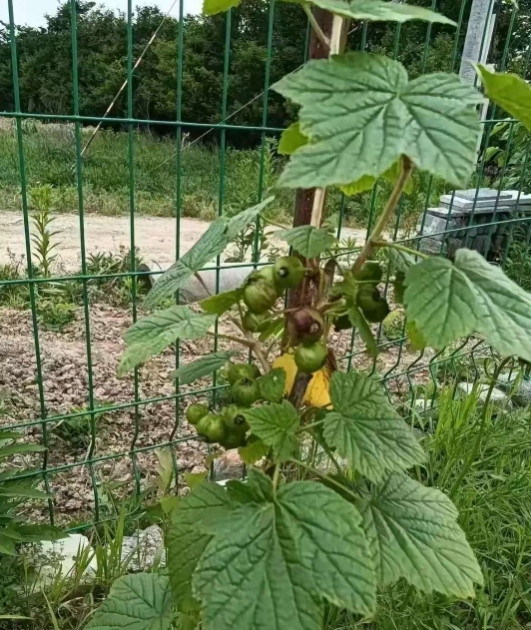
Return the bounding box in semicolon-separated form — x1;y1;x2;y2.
1;0;530;529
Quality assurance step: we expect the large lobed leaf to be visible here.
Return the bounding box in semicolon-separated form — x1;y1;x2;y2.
203;0;241;15
85;573;173;630
167;483;235;614
244;400;299;461
358;474;483;598
273;52;483;189
119;306;217;375
324;372;425;481
310;0;455;24
404;248;531;361
476;64;531;130
192;470;376;630
280;225;337;258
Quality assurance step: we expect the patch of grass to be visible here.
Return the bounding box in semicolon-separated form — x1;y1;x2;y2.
0;124;444;228
50;402;113;450
0;253;30;309
504;225;531;292
326;382;531;630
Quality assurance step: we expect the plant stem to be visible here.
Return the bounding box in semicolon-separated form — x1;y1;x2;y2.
309;15;346;231
303;5;330;50
353;156;415;275
194;271;212;297
272;463;280;490
207;331;253;348
291;458;360;502
449;356;512;498
227;312;270;373
296;418;325;433
372;240;430;260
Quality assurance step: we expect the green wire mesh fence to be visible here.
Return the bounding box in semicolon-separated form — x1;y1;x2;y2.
1;0;530;528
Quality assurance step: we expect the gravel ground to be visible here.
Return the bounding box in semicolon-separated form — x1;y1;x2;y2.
0;302;433;525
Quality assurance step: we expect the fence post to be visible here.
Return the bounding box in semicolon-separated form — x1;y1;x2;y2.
287;9;347;309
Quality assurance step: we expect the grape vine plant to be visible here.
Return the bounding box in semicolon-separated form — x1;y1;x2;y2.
86;2;531;629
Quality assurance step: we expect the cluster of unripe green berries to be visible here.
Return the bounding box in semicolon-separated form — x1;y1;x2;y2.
243;257;328;375
185;363;261;448
335;261;390;331
241;256;305;324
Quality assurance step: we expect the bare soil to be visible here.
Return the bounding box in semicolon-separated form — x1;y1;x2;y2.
0;299;433;526
1;211;424;525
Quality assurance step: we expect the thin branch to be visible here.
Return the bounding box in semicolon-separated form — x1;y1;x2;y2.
308;15;346;232
207;331;254;348
303;5;331;50
194;272;212;298
353;156;415;275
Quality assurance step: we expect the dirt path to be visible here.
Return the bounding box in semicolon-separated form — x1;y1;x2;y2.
2;212;210;270
1;211;366;271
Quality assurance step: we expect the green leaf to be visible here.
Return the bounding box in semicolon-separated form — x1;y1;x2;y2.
258;317;285;342
273;52;483;189
85;573;173;630
257;368;286;402
476;64;531;130
171;352;234;385
280;225;337;258
404;255;478;348
0;480;48;499
406;320;426;350
404;249;531;361
183;470;208;489
0;431;23;441
119;307;217;375
167;483;234;613
200;289;242;315
194;472;376;630
379;246;416;273
238;437;269;464
244;401;299;461
341;160;414;196
324;372;425;482
310;0;455;25
0;443;46;459
203;0;241;16
15;524;65;543
340;174;380;196
278;122;309;155
0;534;16;555
358;474;482;597
226;196;274;240
145;218;228;308
348;306;378;357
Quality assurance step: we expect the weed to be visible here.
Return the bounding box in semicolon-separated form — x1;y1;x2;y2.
37;298;77;332
325;382;531;630
86;247;150;306
30;184;61;278
0;252;30;309
51;402;112;450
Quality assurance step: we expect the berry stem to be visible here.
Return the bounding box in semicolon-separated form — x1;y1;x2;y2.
353;156;414;275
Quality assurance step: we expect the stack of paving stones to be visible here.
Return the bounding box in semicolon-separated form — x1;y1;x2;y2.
415;188;531;258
